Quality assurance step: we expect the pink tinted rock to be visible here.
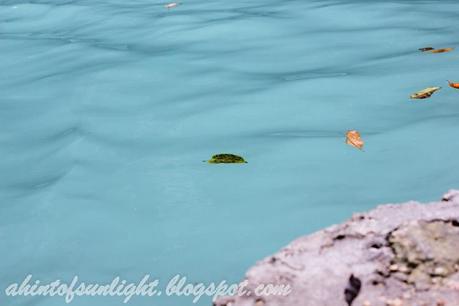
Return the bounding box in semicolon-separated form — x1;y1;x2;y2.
214;190;459;306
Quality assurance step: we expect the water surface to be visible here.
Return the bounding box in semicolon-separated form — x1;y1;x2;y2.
1;0;459;305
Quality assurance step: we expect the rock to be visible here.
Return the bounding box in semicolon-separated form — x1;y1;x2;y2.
213;190;459;306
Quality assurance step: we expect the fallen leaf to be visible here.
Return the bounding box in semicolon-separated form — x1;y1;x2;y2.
164;2;178;9
419;47;434;52
430;48;454;54
254;299;265;306
410;87;441;99
207;154;247;164
346;130;364;150
448;80;459;89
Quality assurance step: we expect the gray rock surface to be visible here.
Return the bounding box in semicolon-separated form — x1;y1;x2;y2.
214;190;459;306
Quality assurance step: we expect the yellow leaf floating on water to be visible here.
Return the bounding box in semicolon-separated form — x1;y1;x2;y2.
346;130;364;150
419;47;453;53
410;87;441;99
430;48;454;54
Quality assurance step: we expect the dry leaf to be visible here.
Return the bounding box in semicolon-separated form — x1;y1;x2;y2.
346;130;364;150
430;48;454;54
448;80;459;89
164;2;178;9
419;47;434;52
410;87;441;99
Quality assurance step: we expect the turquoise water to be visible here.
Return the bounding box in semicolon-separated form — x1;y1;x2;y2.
1;0;459;305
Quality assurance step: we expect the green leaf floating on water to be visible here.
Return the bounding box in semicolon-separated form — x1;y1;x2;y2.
207;154;247;164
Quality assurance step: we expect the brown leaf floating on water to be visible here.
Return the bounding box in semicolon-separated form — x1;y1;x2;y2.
448;80;459;89
346;130;364;150
430;48;454;54
419;47;434;52
410;87;441;99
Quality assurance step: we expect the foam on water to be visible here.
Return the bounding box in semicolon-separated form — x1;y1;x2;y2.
1;0;459;305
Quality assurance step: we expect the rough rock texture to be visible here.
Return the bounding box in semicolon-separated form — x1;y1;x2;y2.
214;190;459;306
